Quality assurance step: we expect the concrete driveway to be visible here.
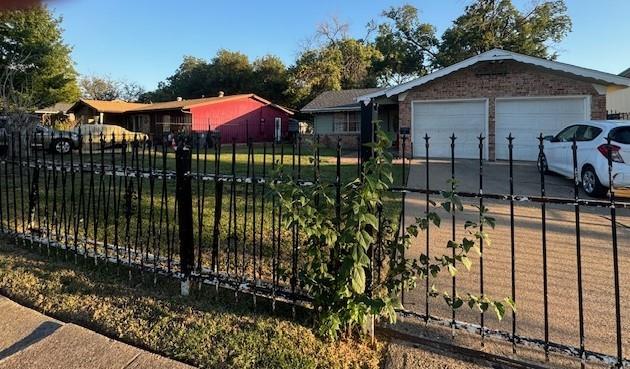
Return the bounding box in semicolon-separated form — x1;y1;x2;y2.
400;159;630;364
403;158;630;200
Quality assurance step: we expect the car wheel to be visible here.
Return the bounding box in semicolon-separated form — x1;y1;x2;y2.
537;153;549;174
52;139;72;155
581;166;607;198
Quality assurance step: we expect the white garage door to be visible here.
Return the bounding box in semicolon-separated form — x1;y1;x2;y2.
412;100;486;159
495;97;588;161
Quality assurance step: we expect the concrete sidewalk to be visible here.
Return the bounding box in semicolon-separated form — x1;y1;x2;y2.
0;295;195;369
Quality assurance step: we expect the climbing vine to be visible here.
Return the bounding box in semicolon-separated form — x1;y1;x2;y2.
271;123;514;340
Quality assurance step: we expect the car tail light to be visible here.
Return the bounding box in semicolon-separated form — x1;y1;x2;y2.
598;144;625;163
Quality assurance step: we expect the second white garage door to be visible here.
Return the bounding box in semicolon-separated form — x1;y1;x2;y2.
412;100;487;159
495;97;589;161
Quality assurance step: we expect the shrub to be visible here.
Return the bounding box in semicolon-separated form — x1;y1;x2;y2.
271;122;514;340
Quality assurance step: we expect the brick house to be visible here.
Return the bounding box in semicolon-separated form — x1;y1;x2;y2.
304;49;630;160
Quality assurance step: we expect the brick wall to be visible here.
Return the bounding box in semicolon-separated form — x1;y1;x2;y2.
399;61;607;159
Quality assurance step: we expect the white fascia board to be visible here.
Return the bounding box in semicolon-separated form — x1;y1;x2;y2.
356;89;388;103
384;54;486;97
592;84;607;95
301;106;362;113
373;49;630;99
505;51;630;87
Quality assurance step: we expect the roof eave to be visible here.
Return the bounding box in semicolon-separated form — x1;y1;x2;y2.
269;103;295;115
360;49;630;100
35;110;63;114
129;106;187;113
66;99;87;114
301;106;362;113
502;51;630;87
354;88;389;103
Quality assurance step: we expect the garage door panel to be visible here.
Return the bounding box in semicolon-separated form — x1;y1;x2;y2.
495;98;587;161
413;101;486;159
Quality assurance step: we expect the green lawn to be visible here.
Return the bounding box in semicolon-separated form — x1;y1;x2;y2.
60;142;404;184
0;145;406;287
0;242;382;369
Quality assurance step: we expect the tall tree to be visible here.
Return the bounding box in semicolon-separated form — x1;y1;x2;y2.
80;75;145;102
79;75;119;101
288;18;381;107
141;56;211;102
141;51;290;104
0;4;79;110
119;80;145;102
251;55;290;106
436;0;572;67
374;5;438;85
207;50;253;95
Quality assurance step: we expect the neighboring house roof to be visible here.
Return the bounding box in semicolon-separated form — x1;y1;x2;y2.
358;49;630;102
301;88;382;113
68;99;149;114
129;93;294;115
34;102;74;114
67;94;294;116
620;67;630;78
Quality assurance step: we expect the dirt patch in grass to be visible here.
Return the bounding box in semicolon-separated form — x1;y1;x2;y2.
0;242;382;369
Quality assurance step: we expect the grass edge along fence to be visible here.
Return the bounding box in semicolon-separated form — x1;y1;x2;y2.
0;127;627;368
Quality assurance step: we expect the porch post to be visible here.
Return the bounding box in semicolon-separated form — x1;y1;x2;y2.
360;100;375;166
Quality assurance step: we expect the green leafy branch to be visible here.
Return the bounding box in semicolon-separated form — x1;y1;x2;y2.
270;122;514;340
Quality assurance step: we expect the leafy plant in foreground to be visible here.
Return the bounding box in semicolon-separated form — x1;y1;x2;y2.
271;123;514;340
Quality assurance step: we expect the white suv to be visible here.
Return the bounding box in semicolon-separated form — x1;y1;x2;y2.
538;120;630;197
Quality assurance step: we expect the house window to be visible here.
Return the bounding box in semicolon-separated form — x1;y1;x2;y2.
132;115;150;133
161;114;171;133
333;112;359;133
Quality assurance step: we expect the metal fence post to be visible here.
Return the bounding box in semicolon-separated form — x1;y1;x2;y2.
211;132;222;275
28;147;39;237
507;133;516;354
176;139;194;296
537;133;550;361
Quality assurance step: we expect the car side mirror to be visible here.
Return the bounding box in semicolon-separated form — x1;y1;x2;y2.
545;135;557;142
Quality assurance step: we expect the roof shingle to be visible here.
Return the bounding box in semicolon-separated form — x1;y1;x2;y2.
35;102;74;114
301;88;382;113
130;94;255;112
69;99;149;114
67;94;294;115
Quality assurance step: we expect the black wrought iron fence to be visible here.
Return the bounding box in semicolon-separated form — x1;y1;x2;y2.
393;133;629;368
608;111;630;120
0;128;628;368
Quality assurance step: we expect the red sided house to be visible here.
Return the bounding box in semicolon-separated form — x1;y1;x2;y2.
67;94;293;143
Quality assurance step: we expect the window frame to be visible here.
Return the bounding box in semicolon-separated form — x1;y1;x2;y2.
332;111;360;133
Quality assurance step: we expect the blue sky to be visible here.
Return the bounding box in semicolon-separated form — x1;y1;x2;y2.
47;0;630;91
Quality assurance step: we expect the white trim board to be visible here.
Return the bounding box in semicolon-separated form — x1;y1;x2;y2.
358;49;630;102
